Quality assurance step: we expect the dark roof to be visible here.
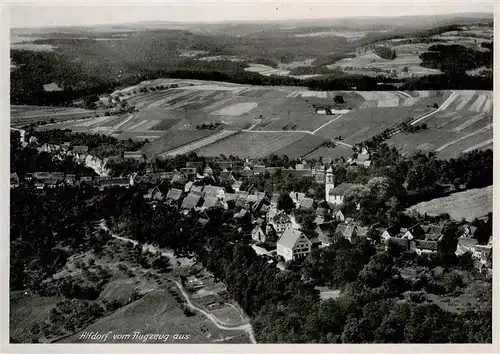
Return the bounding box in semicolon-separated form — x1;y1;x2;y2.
166;188;183;201
406;224;427;240
73;145;88;153
217;161;233;169
384;224;401;237
180;167;197;175
329;183;361;196
386;237;409;248
423;224;444;235
186;161;203;169
182;194;201;209
316;222;336;243
240;170;255;177
415;240;438;251
254;165;266;173
265;167;283;175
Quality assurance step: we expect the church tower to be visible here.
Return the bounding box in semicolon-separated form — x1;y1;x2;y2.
325;167;334;203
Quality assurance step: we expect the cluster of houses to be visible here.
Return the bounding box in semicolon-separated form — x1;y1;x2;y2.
456;225;493;274
37;142;111;177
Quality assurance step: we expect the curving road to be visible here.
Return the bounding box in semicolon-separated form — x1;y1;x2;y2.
168;278;257;344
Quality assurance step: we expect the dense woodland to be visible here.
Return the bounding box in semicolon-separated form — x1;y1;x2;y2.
11;21;494;107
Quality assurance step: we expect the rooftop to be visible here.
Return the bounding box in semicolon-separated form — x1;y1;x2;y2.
329;183;361;196
278;228;308;249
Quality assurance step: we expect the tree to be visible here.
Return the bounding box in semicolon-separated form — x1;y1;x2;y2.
277;193;294;213
334;95;345;104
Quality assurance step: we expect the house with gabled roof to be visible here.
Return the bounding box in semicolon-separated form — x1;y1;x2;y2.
277;228;312;262
145;186;164;201
202;185;225;200
186;161;203;171
402;224;427;241
300;197;314;210
190;185;203;196
382;225;403;242
201;196;223;211
316;221;338;247
181;193;201;210
252;225;267;243
166;188;183;204
414;240;438;254
335;224;358;242
73;145;89;154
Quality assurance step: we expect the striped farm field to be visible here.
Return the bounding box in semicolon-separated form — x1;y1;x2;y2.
195;132;309;158
273;134;328;158
406;186;492;222
161;130;238;157
141;130;216;157
304;144;354;160
386;90;493;159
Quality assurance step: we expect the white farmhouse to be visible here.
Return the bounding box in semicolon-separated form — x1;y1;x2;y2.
276;228;312;262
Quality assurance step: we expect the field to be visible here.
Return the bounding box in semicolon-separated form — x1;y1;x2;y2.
386;91;494;159
28;78;492;160
196;132;318;159
57;289;250;344
405;185;493;222
328;48;441;77
11;105;99;127
10;291;63;343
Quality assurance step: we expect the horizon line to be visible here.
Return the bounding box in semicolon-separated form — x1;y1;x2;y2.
10;11;493;30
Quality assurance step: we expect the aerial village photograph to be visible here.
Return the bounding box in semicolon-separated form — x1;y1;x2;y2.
4;0;496;351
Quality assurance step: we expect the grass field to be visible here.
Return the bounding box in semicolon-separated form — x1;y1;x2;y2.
10;291;63;343
406;185;492;222
11;105;99;127
58;289;250;343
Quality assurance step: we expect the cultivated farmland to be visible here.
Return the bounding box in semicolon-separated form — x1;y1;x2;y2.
11;105;99;127
406;186;493;222
31;78;492;160
196;132;314;159
386;90;493;159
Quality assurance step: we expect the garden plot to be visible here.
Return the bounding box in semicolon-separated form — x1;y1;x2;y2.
196;132;307;158
244;64;290;77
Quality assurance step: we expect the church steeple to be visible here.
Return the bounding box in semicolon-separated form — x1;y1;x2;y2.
325;167;334;202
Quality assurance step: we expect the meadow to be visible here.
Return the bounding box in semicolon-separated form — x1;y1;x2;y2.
406;185;493;222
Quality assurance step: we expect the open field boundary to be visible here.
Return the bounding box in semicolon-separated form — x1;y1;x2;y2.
160;130;238;157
